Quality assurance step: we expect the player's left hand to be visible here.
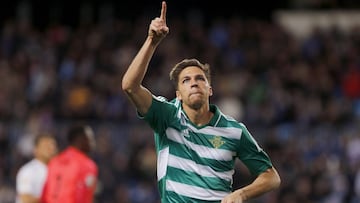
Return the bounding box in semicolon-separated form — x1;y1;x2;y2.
221;190;244;203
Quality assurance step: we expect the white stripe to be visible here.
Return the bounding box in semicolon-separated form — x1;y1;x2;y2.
166;128;235;161
186;124;242;140
166;179;229;201
168;154;234;181
157;147;169;180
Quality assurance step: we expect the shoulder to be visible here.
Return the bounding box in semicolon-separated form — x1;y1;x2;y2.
18;159;39;171
153;95;168;102
212;104;245;128
72;150;98;170
77;156;98;175
17;161;32;177
47;149;70;168
17;160;46;178
152;96;179;107
146;96;179;116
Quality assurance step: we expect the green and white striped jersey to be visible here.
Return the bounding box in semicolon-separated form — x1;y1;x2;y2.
141;96;273;203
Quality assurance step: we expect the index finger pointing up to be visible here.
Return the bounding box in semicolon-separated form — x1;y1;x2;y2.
160;1;167;22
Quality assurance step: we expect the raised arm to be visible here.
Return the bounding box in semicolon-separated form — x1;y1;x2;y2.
122;1;169;115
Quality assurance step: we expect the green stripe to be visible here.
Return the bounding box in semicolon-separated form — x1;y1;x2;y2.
167;166;231;192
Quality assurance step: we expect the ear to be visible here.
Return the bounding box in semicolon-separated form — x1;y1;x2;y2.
176;90;182;101
209;85;213;97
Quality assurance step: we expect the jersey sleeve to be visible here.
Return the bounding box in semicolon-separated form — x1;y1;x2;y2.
237;124;273;176
140;96;177;133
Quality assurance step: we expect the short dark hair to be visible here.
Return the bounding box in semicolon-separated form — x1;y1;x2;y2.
67;123;87;144
169;58;211;89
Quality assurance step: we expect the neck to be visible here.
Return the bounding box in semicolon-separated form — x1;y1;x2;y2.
183;104;213;126
36;157;49;165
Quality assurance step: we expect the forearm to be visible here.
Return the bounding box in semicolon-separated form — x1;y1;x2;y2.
222;167;280;203
236;167;280;201
122;36;158;93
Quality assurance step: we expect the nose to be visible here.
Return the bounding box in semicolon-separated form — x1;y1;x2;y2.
190;78;199;87
190;83;198;88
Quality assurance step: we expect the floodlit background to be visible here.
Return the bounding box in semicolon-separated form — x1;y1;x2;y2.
1;0;360;202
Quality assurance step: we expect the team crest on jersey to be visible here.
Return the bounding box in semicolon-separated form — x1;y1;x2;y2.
210;136;225;148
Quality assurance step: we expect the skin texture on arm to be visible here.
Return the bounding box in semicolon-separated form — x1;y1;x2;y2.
221;167;281;203
121;1;169;116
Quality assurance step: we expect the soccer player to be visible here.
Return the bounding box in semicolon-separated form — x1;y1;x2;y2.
16;133;58;203
41;123;98;203
121;1;281;202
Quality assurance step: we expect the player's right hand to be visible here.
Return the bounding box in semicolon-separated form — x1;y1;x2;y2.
148;1;169;45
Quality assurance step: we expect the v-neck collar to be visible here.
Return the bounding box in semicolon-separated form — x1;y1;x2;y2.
179;103;221;129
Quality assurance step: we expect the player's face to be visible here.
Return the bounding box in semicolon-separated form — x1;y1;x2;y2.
176;66;212;110
35;137;58;164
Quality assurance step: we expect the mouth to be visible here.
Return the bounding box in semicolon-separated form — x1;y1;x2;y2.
190;92;202;96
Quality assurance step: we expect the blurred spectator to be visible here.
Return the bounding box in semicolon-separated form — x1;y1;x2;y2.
16;133;57;203
342;65;360;99
41;123;98;203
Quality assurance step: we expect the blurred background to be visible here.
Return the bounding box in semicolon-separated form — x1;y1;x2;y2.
1;0;360;202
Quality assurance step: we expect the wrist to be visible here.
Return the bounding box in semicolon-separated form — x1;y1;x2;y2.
236;189;247;201
147;35;162;47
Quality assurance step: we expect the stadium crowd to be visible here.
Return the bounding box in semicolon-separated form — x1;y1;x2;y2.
0;7;359;203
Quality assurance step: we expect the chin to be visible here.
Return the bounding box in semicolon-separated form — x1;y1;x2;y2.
189;101;203;110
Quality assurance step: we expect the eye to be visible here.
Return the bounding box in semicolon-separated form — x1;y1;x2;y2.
182;78;190;84
196;75;206;81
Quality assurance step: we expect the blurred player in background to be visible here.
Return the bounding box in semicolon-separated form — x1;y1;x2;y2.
122;1;281;202
16;133;58;203
41;123;98;203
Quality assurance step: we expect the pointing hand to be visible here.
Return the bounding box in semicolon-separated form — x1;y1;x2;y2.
148;1;169;45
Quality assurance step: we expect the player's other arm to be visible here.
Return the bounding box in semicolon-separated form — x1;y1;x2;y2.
122;1;169;116
222;167;281;203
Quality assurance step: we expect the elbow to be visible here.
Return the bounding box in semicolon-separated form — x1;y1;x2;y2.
271;169;281;190
121;80;131;93
263;167;281;191
121;79;136;94
273;173;281;189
